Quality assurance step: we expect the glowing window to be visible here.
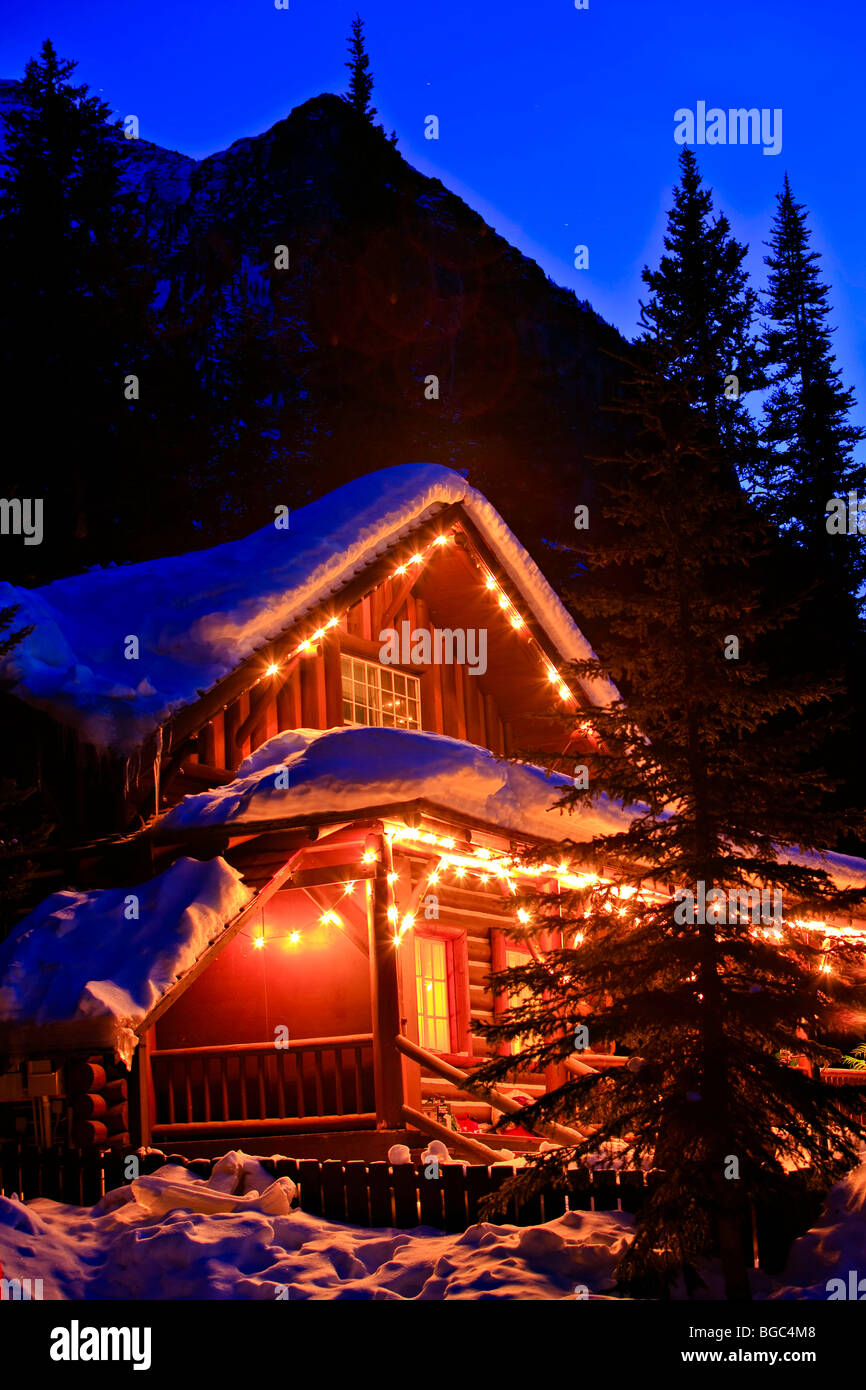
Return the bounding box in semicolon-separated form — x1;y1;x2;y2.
415;935;451;1051
340;654;421;730
506;948;536;1056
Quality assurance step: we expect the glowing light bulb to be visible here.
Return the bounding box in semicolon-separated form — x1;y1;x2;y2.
387;872;399;884
298;639;313;653
454;866;466;879
344;881;356;895
313;628;325;640
387;906;399;923
510;614;524;628
517;908;531;924
393;934;401;946
395;565;408;576
253;935;265;950
320;910;341;927
433;535;448;546
265;663;279;676
362;850;377;864
401;913;415;931
485;575;496;590
498;594;509;609
289;931;301;945
548;669;559;683
410;553;423;565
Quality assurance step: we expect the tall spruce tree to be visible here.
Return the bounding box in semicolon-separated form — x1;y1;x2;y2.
759;175;865;565
472;350;866;1299
640;149;761;470
0;40;154;581
344;15;377;122
757;177;866;823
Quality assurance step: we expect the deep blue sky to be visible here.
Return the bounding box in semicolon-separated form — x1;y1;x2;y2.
3;0;864;438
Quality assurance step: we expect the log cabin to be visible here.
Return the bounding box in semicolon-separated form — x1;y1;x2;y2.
1;463;865;1162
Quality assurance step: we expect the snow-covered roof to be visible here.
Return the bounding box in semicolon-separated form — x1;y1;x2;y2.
157;726;866;895
0;464;615;753
0;857;251;1064
158;725;632;844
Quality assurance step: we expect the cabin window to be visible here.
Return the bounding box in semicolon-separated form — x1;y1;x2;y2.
505;947;536;1056
414;935;451;1051
340;653;421;730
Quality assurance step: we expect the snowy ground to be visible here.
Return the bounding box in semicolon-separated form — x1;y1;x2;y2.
1;1150;863;1300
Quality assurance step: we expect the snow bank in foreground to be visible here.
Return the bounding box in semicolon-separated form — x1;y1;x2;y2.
0;857;251;1062
772;1163;866;1300
0;463;616;751
1;1150;857;1300
159;725;631;842
0;1168;630;1301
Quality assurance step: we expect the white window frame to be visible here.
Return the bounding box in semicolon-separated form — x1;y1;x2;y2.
340;653;422;730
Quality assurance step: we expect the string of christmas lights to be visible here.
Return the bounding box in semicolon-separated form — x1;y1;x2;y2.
245;525;582;712
242;814;863;983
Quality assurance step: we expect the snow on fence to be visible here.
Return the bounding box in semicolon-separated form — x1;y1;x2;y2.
0;1144;821;1270
0;1142;646;1226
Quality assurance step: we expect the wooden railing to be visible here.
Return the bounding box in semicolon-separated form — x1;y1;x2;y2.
395;1034;590;1145
150;1034;375;1138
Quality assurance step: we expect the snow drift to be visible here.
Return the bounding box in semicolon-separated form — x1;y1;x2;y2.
0;1150;631;1300
2;1148;862;1300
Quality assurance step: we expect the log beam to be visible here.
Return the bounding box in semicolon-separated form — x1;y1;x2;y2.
367;861;406;1129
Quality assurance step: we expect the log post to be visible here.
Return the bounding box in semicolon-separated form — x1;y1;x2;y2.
367;859;406;1129
137;1027;155;1147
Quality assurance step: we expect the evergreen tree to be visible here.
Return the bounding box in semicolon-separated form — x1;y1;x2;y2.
640;149;761;468
756;178;866;825
344;15;377;123
0;40;154;581
759;175;865;595
0;606;54;943
473;350;866;1299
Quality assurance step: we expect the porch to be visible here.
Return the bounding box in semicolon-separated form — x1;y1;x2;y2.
133;810;598;1160
139;1028;577;1160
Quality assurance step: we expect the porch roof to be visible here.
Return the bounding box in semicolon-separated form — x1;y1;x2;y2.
0;856;253;1065
157;724;631;845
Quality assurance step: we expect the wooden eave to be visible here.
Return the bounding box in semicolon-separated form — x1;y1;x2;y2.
153;499;590;776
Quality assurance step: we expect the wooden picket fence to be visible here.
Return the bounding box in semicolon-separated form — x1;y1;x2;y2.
0;1141;649;1228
